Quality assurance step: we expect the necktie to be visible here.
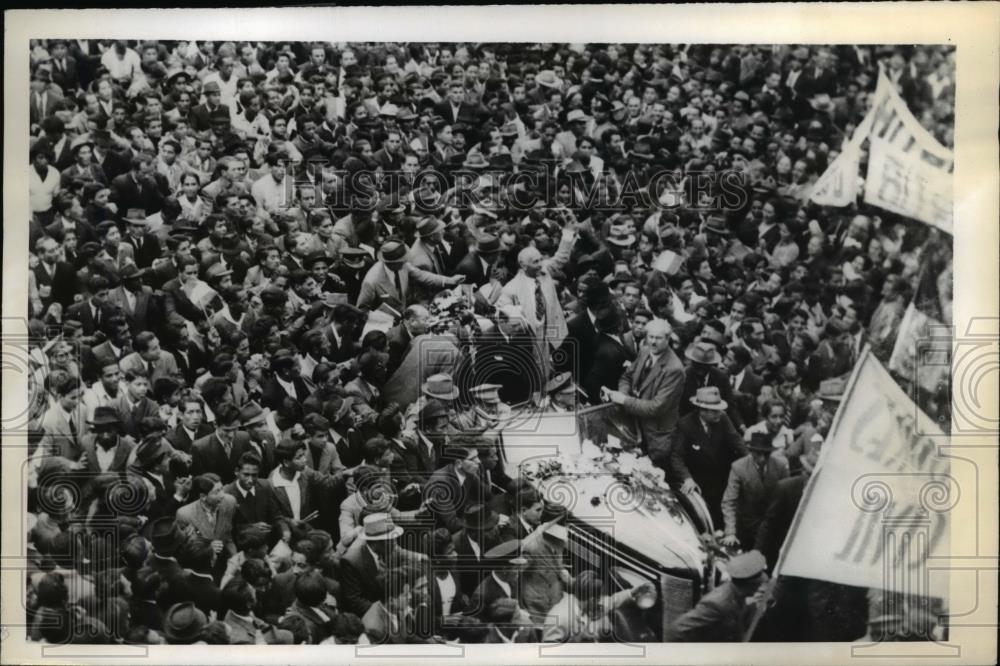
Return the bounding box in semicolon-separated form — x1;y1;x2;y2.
393;270;403;302
533;278;546;322
94;306;101;326
68;417;79;448
637;355;653;386
146;360;155;379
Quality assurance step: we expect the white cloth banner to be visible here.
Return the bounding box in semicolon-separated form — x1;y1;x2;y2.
778;350;951;599
864;136;953;233
809;140;864;206
887;302;951;394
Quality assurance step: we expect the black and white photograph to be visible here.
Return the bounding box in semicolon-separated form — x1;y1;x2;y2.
2;5;997;664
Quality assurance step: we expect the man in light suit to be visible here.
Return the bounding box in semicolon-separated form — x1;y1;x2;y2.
119;331;181;387
408;217;449;275
606;318;686;469
176;472;239;560
496;223;577;383
343;351;389;412
720;432;790;550
357;239;464;312
38;375;85;461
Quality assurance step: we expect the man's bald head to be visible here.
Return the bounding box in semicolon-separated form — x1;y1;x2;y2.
518;246;543;277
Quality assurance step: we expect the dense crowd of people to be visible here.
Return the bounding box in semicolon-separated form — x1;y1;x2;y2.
24;39;954;645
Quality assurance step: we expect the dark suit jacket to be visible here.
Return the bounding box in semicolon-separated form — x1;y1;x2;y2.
260;376;312;411
106;285;157;335
668;412;746;528
49;56;79;92
464;329;539;406
665;581;750;642
112;394;160;439
122;231;163;269
110;172;168;217
557;311;598;381
166;423;212;454
424;465;486;533
454;251;494;287
189;103;230;133
731;369;764;425
65;300;119;337
385;324;412;377
223;480;280;528
180;571;224;618
79;434;135;476
754;473;808;570
192;431;255;484
583;333;633;405
33;260;77;308
161;277;207;324
617;346;686;460
468;572;514;620
266;467;346;524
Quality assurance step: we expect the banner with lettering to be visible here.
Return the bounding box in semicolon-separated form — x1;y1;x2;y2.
809;139;863;206
777;349;951;599
862;69;954;232
864;136;953;234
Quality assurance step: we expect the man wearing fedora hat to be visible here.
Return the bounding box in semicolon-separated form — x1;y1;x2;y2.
106;263;157;335
681;337;744;430
423;445;487;535
720;431;789;549
408;217;448;275
162;601;208;644
357;238;464;312
668;385;746;528
120;206;162;269
454;233;501;289
79;405;135;475
110;153;168;221
339;512;425;617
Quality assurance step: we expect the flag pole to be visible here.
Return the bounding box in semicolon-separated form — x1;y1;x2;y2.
742;345;872;641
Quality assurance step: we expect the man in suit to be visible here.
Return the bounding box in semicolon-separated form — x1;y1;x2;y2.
33;236;77;309
167;394;212;454
451;504;502;600
221;577;294;644
582;306;633;405
681;338;744;431
265;437;349;526
459;308;540;407
106;263;157;335
120;208;163;268
37;374;85;461
721;432;790;550
260;353;313;412
29;68;64;129
161;256;206;327
113;368;161;440
606;318;686;469
454;234;501;289
47;40;79;93
65;274;118;337
119;331;181;387
423;445;487;533
79;406;135;476
189;80;230;133
385;305;429;377
191;402;256;484
339;513;426;617
176;472;239;560
110;153;168;217
726;345;764;426
223;451;280;530
408;217;448;275
343;351;389;412
467;539;524;620
284;570;340;643
324;302;362;364
361;566;430;645
436;81;481;129
357;239;464;312
556;278;605;383
668;386;747;529
755;433;822;570
496;224;577;383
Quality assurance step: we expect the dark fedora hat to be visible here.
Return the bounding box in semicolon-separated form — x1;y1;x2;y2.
163;602;208;644
747;431;775;452
463;503;499;531
148;517;182;556
378;239;408;264
88;405;123;430
477;234;500;255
